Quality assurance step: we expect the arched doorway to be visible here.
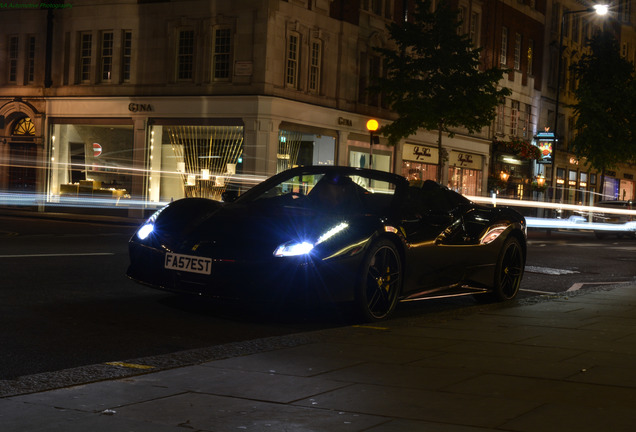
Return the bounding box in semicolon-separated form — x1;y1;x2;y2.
8;117;37;192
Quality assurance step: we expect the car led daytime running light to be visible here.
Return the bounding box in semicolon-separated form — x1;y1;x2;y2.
274;222;349;257
316;222;349;245
136;205;168;240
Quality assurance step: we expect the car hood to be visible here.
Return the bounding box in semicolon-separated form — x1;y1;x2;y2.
174;201;363;260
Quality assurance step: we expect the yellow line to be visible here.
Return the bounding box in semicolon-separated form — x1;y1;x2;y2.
105;361;155;370
352;324;389;331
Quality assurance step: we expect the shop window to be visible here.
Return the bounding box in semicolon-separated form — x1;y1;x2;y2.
402;161;438;183
148;124;244;202
277;129;335;173
49;123;134;201
213;27;232;80
449;167;482;196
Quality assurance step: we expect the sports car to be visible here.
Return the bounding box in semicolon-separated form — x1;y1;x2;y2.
127;165;527;321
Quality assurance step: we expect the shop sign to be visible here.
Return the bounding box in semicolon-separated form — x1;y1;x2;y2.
403;144;438;163
128;103;152;112
338;117;353;126
449;151;482;170
534;131;555;164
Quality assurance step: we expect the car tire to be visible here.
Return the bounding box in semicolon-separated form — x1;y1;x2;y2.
491;237;524;301
356;239;402;322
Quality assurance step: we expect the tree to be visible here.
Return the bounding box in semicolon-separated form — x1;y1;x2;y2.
370;0;510;183
570;30;636;197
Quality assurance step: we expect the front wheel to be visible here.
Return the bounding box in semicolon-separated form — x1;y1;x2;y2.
356;240;402;322
491;237;525;301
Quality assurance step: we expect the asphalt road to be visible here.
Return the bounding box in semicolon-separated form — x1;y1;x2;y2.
0;214;635;381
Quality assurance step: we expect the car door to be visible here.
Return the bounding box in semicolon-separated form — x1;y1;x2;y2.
400;185;467;293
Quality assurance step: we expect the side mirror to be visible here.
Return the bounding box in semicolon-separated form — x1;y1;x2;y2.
221;190;238;203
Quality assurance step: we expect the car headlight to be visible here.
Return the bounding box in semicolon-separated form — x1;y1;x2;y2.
136;205;168;240
137;223;154;240
274;222;349;257
273;241;314;257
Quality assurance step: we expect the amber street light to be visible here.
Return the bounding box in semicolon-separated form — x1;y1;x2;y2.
366;119;379;169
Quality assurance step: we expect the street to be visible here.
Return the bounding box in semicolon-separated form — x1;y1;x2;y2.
0;215;635;381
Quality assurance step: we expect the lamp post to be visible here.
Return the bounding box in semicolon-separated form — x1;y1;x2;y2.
366;119;379;169
551;4;608;200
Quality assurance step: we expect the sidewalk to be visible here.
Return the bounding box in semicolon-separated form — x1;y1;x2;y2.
2;283;636;432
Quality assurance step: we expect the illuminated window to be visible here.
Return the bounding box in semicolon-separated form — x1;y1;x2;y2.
12;118;35;136
527;38;534;75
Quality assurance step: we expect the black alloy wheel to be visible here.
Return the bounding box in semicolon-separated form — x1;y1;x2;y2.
357;239;402;321
493;237;524;301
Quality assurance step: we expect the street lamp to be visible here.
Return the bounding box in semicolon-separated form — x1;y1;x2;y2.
552;3;608;197
366;119;379;169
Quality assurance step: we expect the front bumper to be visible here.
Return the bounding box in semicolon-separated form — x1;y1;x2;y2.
127;242;360;305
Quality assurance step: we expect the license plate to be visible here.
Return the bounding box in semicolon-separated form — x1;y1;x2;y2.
165;252;212;275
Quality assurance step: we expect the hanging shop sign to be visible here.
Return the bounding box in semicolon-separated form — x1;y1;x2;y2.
403;144;438;163
534;131;555;164
449;151;482;170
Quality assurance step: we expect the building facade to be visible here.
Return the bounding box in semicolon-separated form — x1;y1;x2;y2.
0;0;634;217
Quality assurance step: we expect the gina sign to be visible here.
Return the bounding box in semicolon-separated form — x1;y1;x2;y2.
128;103;153;112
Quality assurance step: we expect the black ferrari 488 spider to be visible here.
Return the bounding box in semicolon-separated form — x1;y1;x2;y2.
127;165;526;321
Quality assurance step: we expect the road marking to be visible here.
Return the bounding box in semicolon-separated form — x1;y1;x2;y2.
0;252;115;258
520;288;557;295
566;281;632;292
353;324;389;331
525;266;580;275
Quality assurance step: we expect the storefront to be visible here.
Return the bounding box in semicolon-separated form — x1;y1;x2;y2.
49;119;135;201
401;143;439;183
41;96;401;213
448;150;483;196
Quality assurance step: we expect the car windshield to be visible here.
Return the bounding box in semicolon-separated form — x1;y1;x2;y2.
246;170;398;215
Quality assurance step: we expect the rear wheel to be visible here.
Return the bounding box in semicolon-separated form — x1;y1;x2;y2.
356;240;402;322
491;237;524;301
